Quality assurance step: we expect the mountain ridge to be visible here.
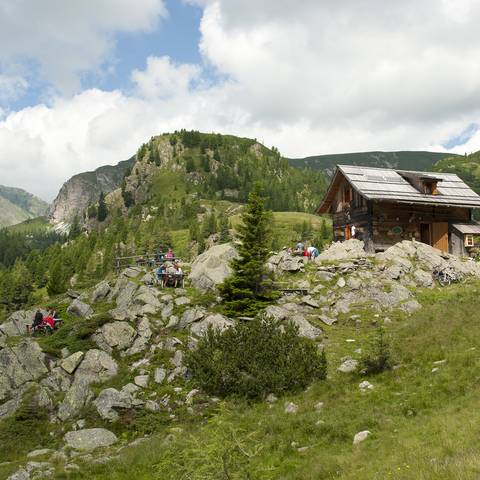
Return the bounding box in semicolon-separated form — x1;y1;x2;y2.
0;185;49;228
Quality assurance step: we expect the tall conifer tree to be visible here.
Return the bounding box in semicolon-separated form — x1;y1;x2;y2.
219;184;278;316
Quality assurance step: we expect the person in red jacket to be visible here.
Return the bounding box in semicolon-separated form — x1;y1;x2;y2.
42;315;55;333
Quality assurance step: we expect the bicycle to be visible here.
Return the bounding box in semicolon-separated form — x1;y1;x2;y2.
432;267;465;286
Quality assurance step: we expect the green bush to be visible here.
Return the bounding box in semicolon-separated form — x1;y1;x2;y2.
186;315;327;399
359;327;394;375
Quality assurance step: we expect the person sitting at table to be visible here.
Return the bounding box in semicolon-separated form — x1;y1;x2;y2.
165;263;177;287
156;264;166;286
165;248;174;260
173;263;183;287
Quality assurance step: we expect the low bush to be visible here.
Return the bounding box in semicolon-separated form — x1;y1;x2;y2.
359;327;394;375
186;315;327;399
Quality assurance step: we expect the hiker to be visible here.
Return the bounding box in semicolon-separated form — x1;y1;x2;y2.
49;307;62;327
156;264;166;287
31;309;44;334
307;245;319;260
173;263;183;287
42;314;55;334
165;248;174;260
294;242;304;255
165;262;177;287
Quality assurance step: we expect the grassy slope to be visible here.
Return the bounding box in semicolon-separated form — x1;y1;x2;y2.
231;211;331;248
434;151;480;194
289;151;457;176
0;185;49;228
45;277;480;480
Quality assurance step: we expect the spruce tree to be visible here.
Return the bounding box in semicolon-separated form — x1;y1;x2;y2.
69;215;81;239
219;184;278;316
219;215;231;243
46;258;67;296
97;192;108;222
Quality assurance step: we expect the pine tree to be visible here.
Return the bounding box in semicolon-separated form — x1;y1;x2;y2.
69;215;81;239
97;192;108;222
219;215;231;243
46;258;67;296
219;184;278;316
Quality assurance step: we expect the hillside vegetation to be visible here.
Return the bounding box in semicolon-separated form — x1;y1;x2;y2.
289;151;456;176
434;151;480;194
0;185;49;228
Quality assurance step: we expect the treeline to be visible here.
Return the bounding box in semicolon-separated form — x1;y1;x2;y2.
133;131;328;214
0;229;64;268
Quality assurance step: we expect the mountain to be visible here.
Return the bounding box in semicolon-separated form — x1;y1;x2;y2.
48;157;135;224
433;151;480;194
0;185;49;228
288;150;458;176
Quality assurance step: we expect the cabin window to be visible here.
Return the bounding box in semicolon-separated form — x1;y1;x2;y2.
465;234;474;247
423;181;438;195
343;187;353;204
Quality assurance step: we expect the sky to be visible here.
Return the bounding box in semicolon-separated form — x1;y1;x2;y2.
1;0;480;202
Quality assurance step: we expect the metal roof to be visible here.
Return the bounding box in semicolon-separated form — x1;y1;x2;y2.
318;165;480;212
451;222;480;234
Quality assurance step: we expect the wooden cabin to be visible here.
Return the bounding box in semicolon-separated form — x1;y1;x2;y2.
317;165;480;254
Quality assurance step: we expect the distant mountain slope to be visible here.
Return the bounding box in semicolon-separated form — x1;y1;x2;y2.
0;185;49;228
288;151;458;176
49;157;136;223
433;151;480;194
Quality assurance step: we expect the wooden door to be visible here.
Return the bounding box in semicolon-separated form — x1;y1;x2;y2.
345;225;351;240
432;222;448;252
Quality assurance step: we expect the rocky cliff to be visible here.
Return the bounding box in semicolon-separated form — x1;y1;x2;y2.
48;157;135;224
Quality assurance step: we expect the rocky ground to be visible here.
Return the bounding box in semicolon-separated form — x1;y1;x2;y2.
1;239;479;479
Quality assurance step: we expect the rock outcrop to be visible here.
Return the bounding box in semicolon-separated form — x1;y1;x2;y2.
189;244;238;292
49;157;134;224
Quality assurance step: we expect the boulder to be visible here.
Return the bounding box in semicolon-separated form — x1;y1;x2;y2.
190;314;234;337
93;322;136;353
94;388;132;421
7;468;30;480
60;351;84;374
134;375;149;388
359;381;374;391
121;266;144;278
284;402;298;414
189;243;238;292
64;428;118;451
290;315;322;339
413;269;434;288
317;239;367;262
154;367;167;384
268;251;305;272
175;296;191;306
0;340;48;401
74;349;118;383
91;281;111;303
353;430;371;445
57;379;94;421
0;310;44;337
67;299;94;318
41;367;72;392
179;307;207;328
125;318;152;356
337;358;358;373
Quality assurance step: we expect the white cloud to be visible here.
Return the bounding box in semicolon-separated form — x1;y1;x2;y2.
3;1;480;202
132;56;201;98
0;0;167;92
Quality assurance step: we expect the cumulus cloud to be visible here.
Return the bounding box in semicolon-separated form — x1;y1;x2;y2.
132;56;201;98
0;0;167;92
3;0;480;201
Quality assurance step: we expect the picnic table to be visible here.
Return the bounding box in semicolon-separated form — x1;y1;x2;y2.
155;272;185;288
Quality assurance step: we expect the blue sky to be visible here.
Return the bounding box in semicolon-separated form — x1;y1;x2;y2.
1;0;480;200
5;0;204;112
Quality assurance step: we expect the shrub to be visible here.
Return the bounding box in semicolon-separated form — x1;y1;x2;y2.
186;315;327;399
359;327;394;375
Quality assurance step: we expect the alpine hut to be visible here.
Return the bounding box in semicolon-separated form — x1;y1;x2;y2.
317;165;480;255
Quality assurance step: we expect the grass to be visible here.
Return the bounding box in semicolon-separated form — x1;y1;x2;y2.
231;211;331;249
46;280;480;479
